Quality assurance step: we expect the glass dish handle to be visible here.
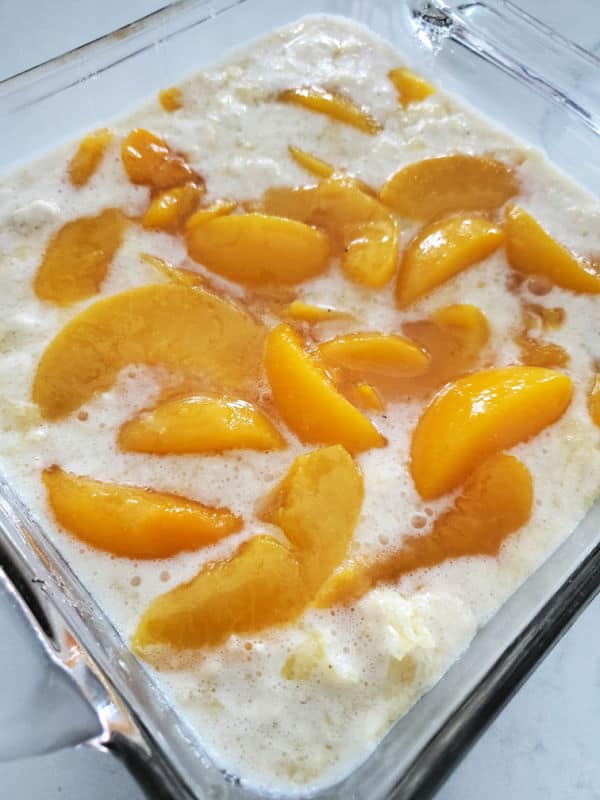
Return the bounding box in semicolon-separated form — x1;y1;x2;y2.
411;0;600;133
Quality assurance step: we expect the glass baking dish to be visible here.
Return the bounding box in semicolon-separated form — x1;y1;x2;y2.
1;0;600;798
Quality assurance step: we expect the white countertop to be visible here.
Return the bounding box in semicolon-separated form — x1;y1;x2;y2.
1;1;600;798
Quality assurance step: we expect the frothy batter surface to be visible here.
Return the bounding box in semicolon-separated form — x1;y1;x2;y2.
1;15;600;795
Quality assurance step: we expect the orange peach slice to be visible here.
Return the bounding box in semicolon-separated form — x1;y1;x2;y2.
68;128;113;187
186;213;330;286
133;445;362;649
33;283;264;419
265;325;385;454
119;397;285;454
380;155;518;221
285;301;351;323
388;68;435;106
411;366;572;499
34;209;126;305
43;466;242;559
121;128;200;190
278;87;381;135
342;218;400;288
318;332;430;378
184;200;237;229
317;453;532;606
352;383;384;411
142;184;204;232
396;215;504;307
505;205;600;293
159;86;183;112
288;145;334;179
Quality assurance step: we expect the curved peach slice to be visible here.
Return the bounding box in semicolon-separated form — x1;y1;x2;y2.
159;86;183;112
68;128;113;187
352;383;384;411
142;184;204;232
184;200;236;230
277;87;381;135
121;128;201;190
33;283;264;419
186;213;330;286
265;325;385;454
259;445;363;592
396;215;504;307
389;67;435;106
288;145;334;179
380;155;518;221
34;209;126;305
505;205;600;293
411;366;572;499
43;466;242;559
342;218;400;288
317;453;532;606
318;332;429;378
133;445;362;649
119;397;285;454
285;301;352;323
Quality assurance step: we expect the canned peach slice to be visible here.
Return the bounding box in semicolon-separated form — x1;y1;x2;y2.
278;87;381;134
411;366;572;499
67;128;113;187
396;214;504;307
380;154;518;221
34;208;127;305
186;212;330;286
284;301;352;323
33;283;264;419
318;332;429;378
266;325;386;454
505;205;600;293
43;466;242;559
288;145;334;179
342;217;400;288
388;67;435;106
119;397;285;455
142;184;204;232
121;128;201;190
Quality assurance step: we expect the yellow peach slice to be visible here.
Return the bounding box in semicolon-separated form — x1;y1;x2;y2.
159;86;183;112
33;283;264;419
396;215;504;307
505;205;600;293
43;466;242;559
277;87;381;135
68;129;113;187
186;213;330;286
142;184;204;232
34;209;126;305
352;383;384;411
119;397;285;454
133;445;362;649
342;218;399;287
285;301;351;323
265;325;385;454
317;453;532;606
380;155;518;221
318;332;430;378
288;145;334;179
121;128;201;190
184;200;237;229
411;366;572;499
388;67;435;106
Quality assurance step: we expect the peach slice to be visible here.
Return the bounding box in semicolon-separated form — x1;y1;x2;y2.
285;301;351;323
33;283;264;419
159;86;183;112
388;68;435;106
43;466;242;559
133;445;362;649
317;453;532;606
121;128;201;190
288;145;334;179
342;218;400;288
34;209;126;305
139;253;205;289
588;375;600;426
380;155;518;221
265;325;385;454
318;332;430;378
142;184;204;232
119;397;285;454
411;366;572;499
396;214;504;307
186;213;330;286
352;383;384;411
68;128;113;187
517;337;569;369
505;205;600;293
184;200;237;229
277;87;381;135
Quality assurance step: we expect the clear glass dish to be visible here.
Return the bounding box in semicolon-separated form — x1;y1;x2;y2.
1;1;600;798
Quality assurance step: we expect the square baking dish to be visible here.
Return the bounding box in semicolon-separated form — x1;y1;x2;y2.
1;1;600;798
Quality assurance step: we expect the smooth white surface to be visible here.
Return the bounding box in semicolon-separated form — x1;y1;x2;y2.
1;0;600;798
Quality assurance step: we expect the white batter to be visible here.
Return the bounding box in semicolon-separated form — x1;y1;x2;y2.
0;15;599;795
